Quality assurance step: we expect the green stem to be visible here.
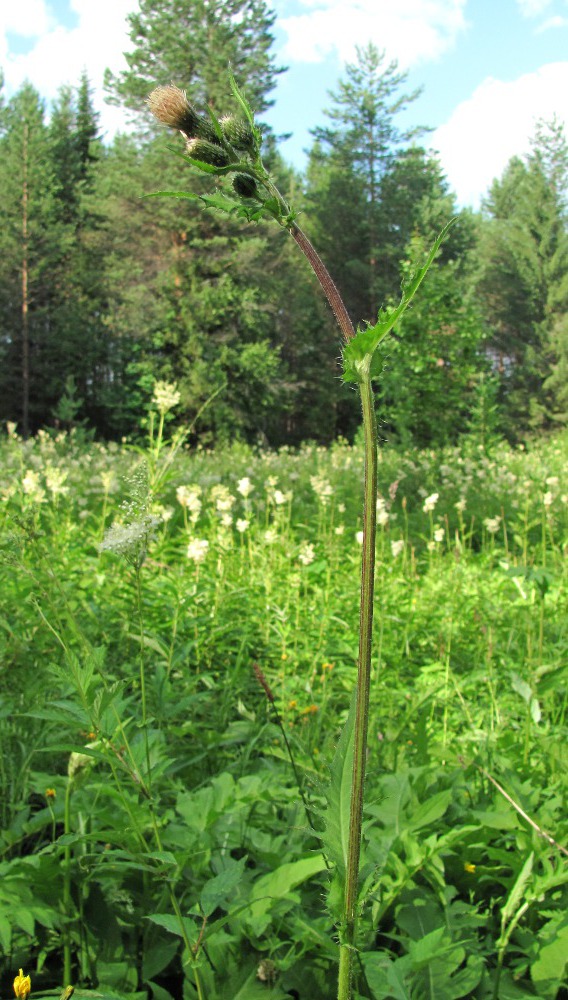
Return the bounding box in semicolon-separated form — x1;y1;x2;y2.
284;220;375;1000
338;368;378;1000
63;780;73;985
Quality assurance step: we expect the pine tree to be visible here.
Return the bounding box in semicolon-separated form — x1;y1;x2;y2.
105;0;283;117
0;84;60;434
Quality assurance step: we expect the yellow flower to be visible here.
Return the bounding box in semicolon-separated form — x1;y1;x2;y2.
464;862;476;874
45;788;56;799
14;969;31;1000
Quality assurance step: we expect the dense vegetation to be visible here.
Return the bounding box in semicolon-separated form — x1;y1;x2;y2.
1;1;567;997
0;416;566;997
0;1;567;447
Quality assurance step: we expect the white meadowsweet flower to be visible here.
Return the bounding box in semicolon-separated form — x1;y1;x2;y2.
152;380;181;414
298;542;315;566
236;518;249;533
187;538;209;563
391;539;404;558
310;475;333;504
423;492;439;513
210;484;235;513
335;524;345;535
22;469;46;503
377;509;389;527
543;491;553;507
221;513;233;527
44;465;69;496
434;526;445;543
176;484;201;512
237;477;254;498
455;498;466;513
273;489;287;505
337;502;346;514
484;516;501;534
356;531;364;545
264;528;278;545
376;496;387;512
546;476;559;487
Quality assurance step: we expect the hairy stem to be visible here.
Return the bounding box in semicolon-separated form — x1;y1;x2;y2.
285;225;376;1000
289;225;356;343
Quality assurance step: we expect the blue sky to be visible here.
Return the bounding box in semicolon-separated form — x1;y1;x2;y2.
2;0;568;207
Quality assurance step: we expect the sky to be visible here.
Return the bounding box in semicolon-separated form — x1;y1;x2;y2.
2;0;568;208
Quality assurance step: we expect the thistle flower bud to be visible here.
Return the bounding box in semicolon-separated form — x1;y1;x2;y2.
220;115;256;153
146;85;201;138
185;138;231;167
233;174;259;199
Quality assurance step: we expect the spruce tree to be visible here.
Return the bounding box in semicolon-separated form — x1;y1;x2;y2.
477;119;568;431
305;43;424;322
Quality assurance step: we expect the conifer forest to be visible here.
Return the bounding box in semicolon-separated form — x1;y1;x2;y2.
1;2;567;1000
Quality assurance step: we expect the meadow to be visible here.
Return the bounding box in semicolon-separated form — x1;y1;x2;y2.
0;415;567;1000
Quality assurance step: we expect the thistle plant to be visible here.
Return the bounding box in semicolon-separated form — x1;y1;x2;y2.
148;74;453;1000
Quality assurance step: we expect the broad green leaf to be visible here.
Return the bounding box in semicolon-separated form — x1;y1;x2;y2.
246;854;326;933
396;898;442;940
530;697;541;724
531;917;568;997
321;689;357;876
408;926;453;969
143;940;179;982
407;789;452;832
362;953;413;1000
200;857;246;917
227;968;289;1000
511;671;532;703
146;912;196;942
0;913;11;951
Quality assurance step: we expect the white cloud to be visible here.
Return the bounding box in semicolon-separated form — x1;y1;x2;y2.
515;0;553;15
277;0;468;67
0;0;51;40
1;0;137;138
536;13;568;29
430;62;568;208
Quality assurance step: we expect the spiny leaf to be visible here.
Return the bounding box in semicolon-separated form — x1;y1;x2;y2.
145;190;239;216
501;851;534;933
342;219;456;383
228;72;256;130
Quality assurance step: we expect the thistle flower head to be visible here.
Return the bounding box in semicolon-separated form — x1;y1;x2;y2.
233;174;259;199
185;138;230;167
147;85;201;137
220;114;256;152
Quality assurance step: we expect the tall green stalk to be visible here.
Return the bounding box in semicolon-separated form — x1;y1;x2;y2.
147;73;453;1000
338;367;378;998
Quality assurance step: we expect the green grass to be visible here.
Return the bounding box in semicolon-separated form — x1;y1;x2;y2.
0;426;567;999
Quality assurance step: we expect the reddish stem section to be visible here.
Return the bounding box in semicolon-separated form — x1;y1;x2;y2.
290;225;356;342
